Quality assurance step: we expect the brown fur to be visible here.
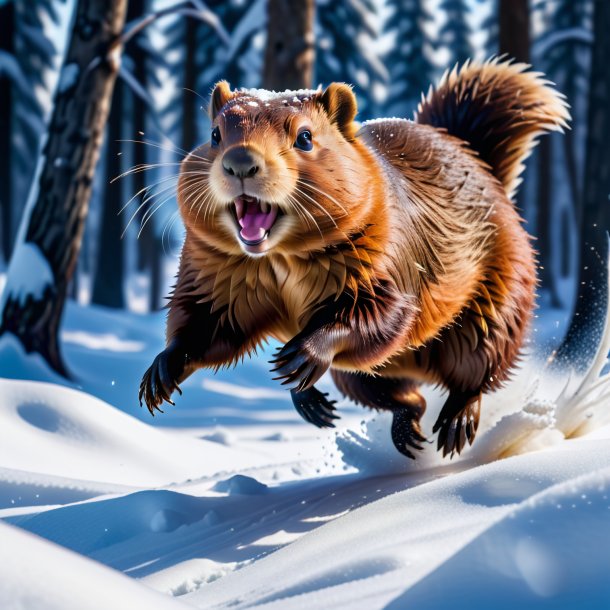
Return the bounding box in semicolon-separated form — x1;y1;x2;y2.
139;59;569;458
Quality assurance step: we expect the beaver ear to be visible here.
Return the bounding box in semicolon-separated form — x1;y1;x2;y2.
210;80;232;120
320;83;358;139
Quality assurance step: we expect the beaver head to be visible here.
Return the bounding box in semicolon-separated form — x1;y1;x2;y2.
178;81;377;257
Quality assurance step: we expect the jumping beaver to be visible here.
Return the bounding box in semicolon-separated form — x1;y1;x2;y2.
139;59;568;458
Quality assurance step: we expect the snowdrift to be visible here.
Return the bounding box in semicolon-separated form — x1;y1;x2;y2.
1;286;610;609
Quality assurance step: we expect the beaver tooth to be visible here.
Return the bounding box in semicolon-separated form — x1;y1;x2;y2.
234;197;244;218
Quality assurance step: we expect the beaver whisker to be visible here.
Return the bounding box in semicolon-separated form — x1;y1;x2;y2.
119;138;211;164
295;178;349;217
287;192;325;239
285;192;315;232
122;179;185;237
279;165;350;218
112;162;179;184
183;180;210;216
137;191;177;239
119;174;179;216
124;172;205;237
120;170;207;223
192;186;215;226
293;186;341;231
199;190;216;226
161;209;182;257
283;192;309;229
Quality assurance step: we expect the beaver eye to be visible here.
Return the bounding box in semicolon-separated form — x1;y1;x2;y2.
211;126;221;147
294;130;313;152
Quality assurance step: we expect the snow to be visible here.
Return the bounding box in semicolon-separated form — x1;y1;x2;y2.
0;521;189;610
1;285;610;608
238;87;320;102
0;242;54;307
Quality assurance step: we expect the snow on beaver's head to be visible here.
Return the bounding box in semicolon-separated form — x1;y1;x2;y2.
178;80;380;257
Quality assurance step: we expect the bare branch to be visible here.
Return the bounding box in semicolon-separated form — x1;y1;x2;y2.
120;0;229;48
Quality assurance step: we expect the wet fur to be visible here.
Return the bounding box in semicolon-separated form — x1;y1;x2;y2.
140;59;569;458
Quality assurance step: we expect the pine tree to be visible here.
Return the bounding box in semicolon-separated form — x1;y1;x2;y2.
11;0;67;244
438;0;472;66
383;0;435;118
0;0;16;263
316;0;387;119
0;0;66;263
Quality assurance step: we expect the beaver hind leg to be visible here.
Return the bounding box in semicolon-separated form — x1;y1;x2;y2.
331;370;427;459
290;386;340;428
433;391;481;458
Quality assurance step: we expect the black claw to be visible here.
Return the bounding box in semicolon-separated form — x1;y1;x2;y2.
391;408;427;460
290;386;340;429
396;446;416;460
434;392;482;457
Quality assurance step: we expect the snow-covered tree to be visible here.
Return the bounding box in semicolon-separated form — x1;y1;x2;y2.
316;0;387;119
438;0;472;66
0;0;128;375
383;0;435;118
0;0;16;263
0;0;66;263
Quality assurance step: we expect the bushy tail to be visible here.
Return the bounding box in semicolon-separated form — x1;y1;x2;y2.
415;58;570;199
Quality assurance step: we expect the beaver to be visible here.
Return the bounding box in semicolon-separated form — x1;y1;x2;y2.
139;59;569;458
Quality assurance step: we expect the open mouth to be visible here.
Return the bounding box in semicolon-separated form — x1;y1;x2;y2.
232;195;280;250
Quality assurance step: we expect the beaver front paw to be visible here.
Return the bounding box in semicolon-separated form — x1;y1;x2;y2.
290;386;339;428
270;335;332;392
139;341;186;415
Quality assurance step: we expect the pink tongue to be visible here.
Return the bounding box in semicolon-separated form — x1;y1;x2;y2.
238;201;278;241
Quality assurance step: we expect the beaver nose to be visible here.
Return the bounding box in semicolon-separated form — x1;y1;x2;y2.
222;147;263;178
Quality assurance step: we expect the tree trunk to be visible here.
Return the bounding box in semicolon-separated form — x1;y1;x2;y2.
0;1;14;263
499;0;530;62
263;0;315;90
0;0;128;376
91;81;125;308
554;0;610;371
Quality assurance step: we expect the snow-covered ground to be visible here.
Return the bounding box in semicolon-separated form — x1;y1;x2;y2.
1;294;610;609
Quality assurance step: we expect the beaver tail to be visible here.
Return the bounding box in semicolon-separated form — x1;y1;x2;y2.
415;57;570;199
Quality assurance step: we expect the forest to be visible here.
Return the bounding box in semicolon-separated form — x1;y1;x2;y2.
0;0;607;361
1;1;610;609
